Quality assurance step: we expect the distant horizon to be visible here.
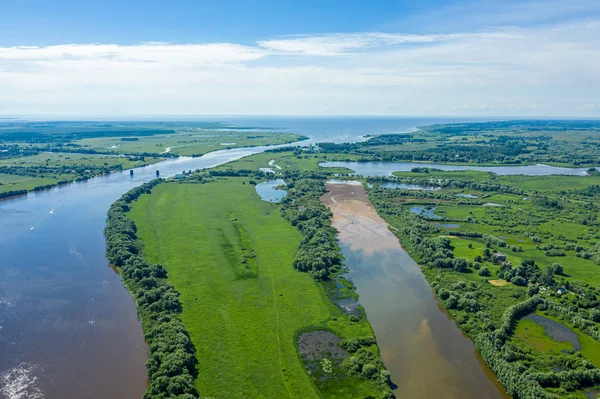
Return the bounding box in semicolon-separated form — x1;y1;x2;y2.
2;114;600;122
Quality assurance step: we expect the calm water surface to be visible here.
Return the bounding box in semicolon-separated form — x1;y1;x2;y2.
320;161;595;176
255;179;287;203
0;116;506;398
322;183;508;399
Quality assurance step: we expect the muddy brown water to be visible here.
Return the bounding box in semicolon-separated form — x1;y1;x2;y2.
321;183;509;399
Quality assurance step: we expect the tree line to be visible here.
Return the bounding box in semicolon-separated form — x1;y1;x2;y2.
280;177;342;280
105;179;199;399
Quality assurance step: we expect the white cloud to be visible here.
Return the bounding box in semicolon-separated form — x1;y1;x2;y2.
0;43;266;66
256;31;515;56
1;21;599;116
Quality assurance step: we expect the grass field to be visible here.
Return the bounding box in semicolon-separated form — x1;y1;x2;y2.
129;178;383;399
0;173;60;193
76;130;304;156
514;318;575;354
0;152;162;168
0;153;163;196
213;150;359;174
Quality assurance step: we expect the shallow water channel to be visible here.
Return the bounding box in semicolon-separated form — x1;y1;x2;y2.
321;182;508;398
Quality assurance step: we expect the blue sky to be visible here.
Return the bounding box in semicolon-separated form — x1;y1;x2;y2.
1;0;599;116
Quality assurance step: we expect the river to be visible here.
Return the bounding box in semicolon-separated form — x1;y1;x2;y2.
321;183;508;398
0;116;557;399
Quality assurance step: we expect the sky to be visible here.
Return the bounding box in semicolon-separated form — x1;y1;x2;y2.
1;0;599;117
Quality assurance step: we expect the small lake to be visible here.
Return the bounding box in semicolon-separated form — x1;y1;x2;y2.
319;161;594;176
410;205;443;220
268;160;282;170
457;193;478;198
436;223;461;229
255;179;287;203
526;314;580;351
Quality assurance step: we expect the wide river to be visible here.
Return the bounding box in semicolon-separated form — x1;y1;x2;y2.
0;116;590;399
322;183;508;398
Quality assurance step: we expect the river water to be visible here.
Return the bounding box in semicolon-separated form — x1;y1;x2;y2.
321;183;508;399
320;161;595;176
0;116;566;399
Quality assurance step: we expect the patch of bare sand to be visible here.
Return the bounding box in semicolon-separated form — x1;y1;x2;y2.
489;279;509;287
321;183;402;256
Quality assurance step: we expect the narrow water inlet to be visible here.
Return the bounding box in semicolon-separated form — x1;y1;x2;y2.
321;183;509;399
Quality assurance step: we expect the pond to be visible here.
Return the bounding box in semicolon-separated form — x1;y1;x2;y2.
319;161;595;176
457;193;478;198
410;205;443;220
526;314;581;351
268;159;282;170
255;179;287;203
436;223;462;229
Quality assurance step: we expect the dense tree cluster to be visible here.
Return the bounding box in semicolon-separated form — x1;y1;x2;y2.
341;348;394;399
105;179;199;399
0;189;27;199
0;128;176;143
280;178;342;280
368;186;454;266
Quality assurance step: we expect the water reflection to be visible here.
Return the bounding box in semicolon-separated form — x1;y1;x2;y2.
255;179;287;203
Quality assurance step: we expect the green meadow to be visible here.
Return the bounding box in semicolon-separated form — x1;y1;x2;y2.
77;130;304;156
129;178;383;399
0;152;162;168
213;150;359;174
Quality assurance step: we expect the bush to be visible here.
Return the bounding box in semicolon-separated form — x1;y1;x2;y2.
478;267;491;277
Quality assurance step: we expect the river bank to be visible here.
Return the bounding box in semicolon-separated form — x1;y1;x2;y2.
321;182;509;398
